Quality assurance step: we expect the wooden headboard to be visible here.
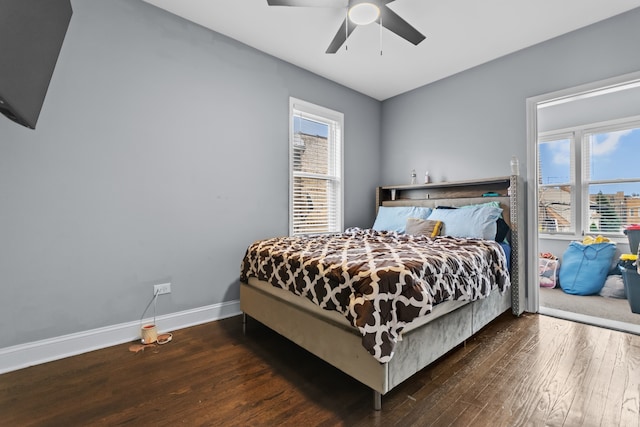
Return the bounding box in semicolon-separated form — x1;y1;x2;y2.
376;176;513;229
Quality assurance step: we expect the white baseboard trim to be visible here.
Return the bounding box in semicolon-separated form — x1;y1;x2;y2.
539;307;640;335
0;300;241;375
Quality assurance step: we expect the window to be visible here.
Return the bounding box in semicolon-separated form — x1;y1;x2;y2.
289;98;343;236
538;135;574;233
538;118;640;237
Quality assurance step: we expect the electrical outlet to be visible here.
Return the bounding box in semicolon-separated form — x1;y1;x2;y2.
154;283;171;295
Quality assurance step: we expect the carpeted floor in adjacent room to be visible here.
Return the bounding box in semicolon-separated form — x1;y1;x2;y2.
539;285;640;326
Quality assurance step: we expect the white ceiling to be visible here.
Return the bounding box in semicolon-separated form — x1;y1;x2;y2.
142;0;640;100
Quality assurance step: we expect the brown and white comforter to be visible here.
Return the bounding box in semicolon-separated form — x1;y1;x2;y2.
240;228;510;363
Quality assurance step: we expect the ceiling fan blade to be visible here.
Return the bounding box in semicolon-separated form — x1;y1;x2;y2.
325;18;356;54
267;0;346;7
380;6;425;46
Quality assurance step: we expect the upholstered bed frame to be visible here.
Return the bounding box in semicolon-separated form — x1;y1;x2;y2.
240;176;524;410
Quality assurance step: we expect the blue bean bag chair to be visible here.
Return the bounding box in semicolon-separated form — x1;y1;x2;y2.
559;241;617;295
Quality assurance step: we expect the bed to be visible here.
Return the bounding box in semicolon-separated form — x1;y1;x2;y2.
240;176;524;410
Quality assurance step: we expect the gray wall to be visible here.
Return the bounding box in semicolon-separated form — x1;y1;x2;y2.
380;7;640;187
0;0;381;348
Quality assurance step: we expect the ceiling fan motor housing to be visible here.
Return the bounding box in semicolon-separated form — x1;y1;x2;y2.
348;1;381;26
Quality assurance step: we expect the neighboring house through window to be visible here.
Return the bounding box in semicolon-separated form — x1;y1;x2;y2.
289;98;343;236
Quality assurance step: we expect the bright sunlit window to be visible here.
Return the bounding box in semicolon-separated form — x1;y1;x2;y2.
289;98;343;236
538;118;640;236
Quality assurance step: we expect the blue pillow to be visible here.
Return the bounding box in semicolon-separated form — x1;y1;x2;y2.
427;205;502;239
460;201;502;216
372;206;432;233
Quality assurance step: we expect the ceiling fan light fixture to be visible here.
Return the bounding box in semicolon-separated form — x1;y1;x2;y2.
348;2;380;26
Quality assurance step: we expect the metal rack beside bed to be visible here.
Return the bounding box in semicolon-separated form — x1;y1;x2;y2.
240;175;525;410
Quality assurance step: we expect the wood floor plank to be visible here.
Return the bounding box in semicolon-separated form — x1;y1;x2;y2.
599;333;629;427
564;327;616;426
619;335;640;427
510;320;602;426
546;323;608;426
514;323;605;426
468;325;554;425
461;313;562;408
1;313;639;426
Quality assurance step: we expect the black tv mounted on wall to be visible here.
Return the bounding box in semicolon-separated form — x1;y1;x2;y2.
0;0;73;129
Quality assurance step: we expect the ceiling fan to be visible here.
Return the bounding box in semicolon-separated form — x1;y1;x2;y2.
266;0;426;54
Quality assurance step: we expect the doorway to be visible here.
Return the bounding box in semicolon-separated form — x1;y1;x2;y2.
526;72;640;334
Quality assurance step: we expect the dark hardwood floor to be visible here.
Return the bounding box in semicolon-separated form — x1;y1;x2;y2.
1;312;639;426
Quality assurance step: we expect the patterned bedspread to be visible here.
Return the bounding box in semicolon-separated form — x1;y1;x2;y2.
240;228;510;363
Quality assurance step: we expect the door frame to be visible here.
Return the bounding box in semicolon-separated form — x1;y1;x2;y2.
525;70;640;313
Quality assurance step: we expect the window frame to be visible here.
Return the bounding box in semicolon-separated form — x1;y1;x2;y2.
289;97;344;236
538;115;640;240
537;131;576;235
